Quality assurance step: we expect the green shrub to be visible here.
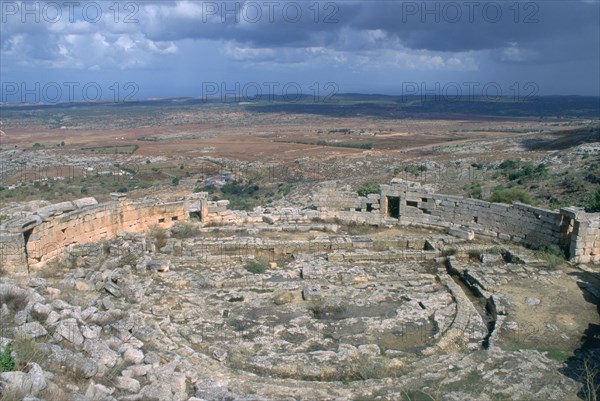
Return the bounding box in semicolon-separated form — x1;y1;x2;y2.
487;188;533;205
499;159;518;170
244;261;266;274
221;180;259;196
0;344;15;372
498;160;549;184
535;244;565;270
585;186;600;213
395;164;428;176
466;182;482;199
357;182;380;197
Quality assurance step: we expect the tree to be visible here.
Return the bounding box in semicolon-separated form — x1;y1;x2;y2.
585;186;600;213
357;182;380;197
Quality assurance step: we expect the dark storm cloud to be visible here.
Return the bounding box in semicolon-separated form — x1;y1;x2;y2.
345;1;598;52
0;0;598;96
138;1;599;57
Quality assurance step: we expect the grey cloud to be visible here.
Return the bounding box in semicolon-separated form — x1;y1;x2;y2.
137;1;598;55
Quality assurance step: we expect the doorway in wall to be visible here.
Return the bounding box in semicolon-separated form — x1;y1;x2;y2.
559;215;574;259
189;211;202;222
387;196;400;219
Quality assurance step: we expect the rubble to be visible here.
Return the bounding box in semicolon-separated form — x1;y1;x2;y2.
0;180;596;400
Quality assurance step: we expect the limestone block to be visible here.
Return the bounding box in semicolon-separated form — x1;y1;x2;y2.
8;215;42;233
263;215;277;224
74;197;99;209
301;264;322;279
38;201;75;217
448;227;475;241
302;284;322;300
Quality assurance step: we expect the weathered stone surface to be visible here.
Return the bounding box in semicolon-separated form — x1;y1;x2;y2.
480;253;503;264
148;259;171;272
56;324;84;346
212;347;228;362
115;376;141;393
85;382;114;401
301;264;322;279
133;326;158;342
74;197;99;209
524;297;540;306
302;284;322;300
273;291;295;305
123;347;145;364
104;281;122;298
0;362;47;396
0;182;595;401
448;227;475;241
15;322;47;339
45;310;60;325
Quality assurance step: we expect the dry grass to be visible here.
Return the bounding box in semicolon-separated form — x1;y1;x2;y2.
38;383;65;401
0;289;28;314
0;388;28;401
11;336;49;371
170;221;201;239
147;224;168;250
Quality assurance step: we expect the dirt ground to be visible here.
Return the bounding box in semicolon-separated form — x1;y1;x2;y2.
497;265;600;358
0;112;587;163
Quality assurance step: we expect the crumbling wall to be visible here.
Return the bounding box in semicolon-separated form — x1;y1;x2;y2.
312;184;383;225
0;193;207;272
385;189;562;246
313;181;599;264
25;200;187;267
562;208;600;264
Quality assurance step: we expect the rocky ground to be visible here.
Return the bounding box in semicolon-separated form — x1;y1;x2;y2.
1;221;597;401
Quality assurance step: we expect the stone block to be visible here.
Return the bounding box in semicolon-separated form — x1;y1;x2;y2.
301;264;322;279
448;227;475;241
8;216;42;233
302;284;322;300
263;215;277;224
74;197;99;209
480;253;502;264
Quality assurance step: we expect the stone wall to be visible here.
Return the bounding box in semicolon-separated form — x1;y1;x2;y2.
313;180;599;264
1;181;597;274
563;208;600;264
1;193;208;273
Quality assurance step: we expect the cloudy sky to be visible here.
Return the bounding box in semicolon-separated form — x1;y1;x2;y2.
1;0;599;102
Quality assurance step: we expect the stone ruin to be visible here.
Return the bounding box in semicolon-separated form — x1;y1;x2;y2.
0;179;598;274
0;192;230;273
0;180;598;400
313;179;599;264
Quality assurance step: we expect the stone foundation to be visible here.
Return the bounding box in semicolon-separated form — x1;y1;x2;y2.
1;193;207;273
314;180;599;264
1;180;598;274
